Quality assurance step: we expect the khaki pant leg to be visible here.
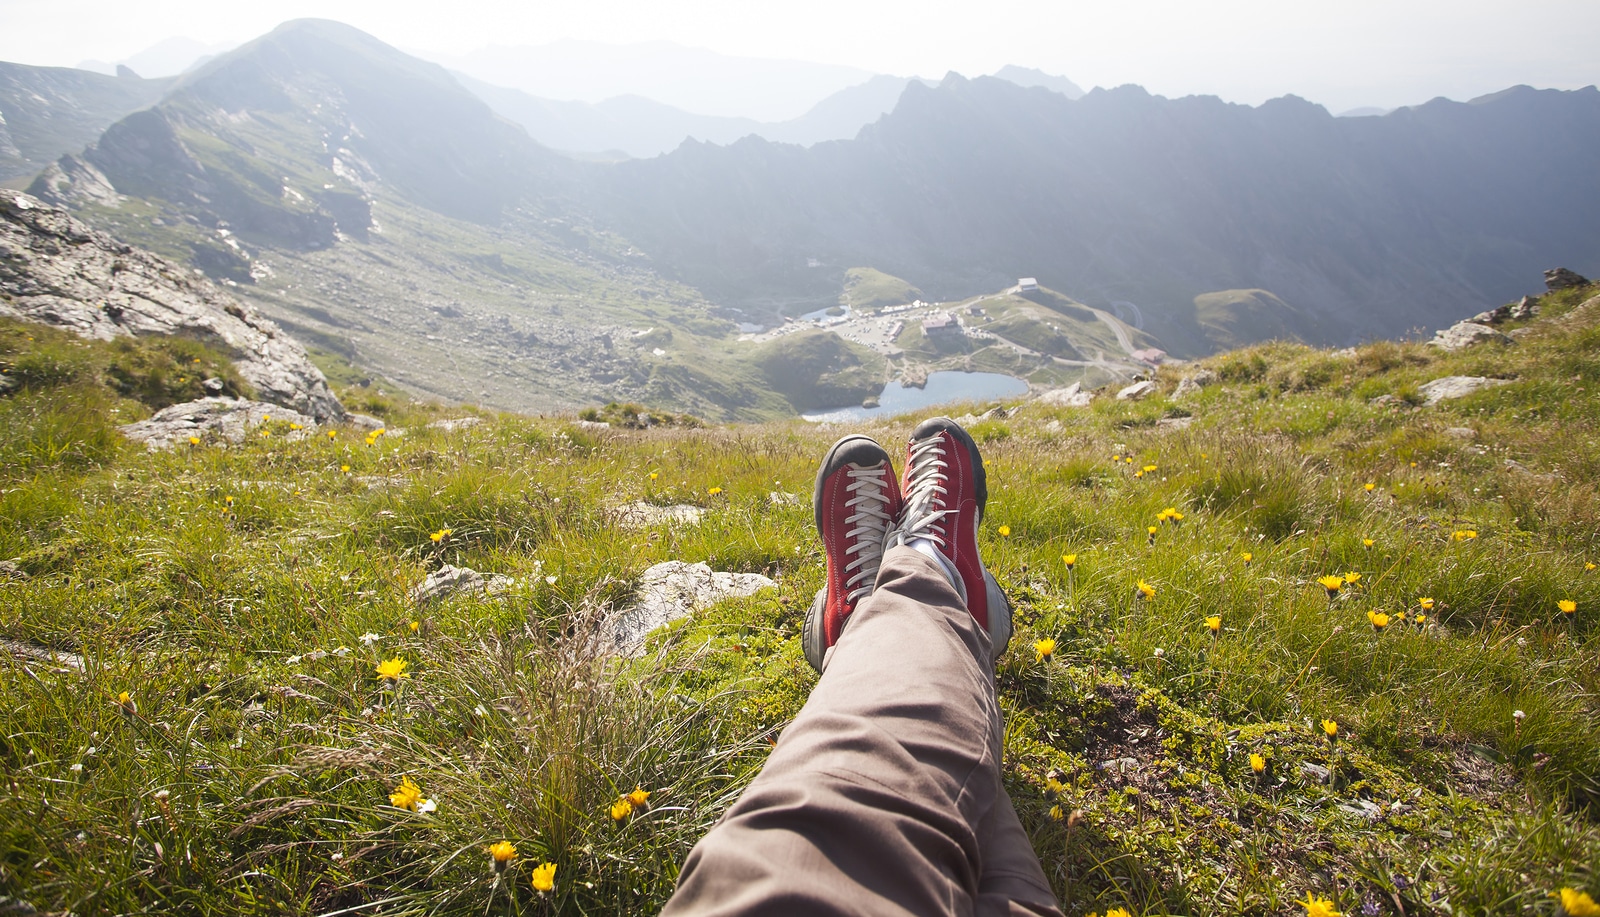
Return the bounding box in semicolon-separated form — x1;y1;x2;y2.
662;547;1061;917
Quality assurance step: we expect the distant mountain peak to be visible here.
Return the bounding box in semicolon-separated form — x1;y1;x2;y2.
991;65;1084;100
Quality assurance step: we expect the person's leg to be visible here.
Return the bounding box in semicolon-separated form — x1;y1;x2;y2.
662;545;1017;916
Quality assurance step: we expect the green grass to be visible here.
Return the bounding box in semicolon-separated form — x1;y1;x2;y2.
3;289;1600;914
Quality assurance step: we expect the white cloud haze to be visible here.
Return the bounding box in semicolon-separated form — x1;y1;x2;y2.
2;0;1596;113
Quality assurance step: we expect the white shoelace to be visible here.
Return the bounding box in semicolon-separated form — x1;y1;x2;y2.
891;437;952;549
840;465;895;603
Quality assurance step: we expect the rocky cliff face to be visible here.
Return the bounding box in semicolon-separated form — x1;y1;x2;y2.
0;188;343;420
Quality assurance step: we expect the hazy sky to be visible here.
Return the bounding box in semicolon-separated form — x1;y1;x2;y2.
3;0;1597;114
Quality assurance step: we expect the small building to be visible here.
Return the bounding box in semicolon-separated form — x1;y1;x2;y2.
922;312;963;338
1017;277;1039;292
1130;348;1168;366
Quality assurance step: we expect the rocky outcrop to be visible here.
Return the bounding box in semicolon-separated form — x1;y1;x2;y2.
1116;380;1158;401
409;564;515;606
1471;296;1539;325
119;398;318;449
1173;369;1218;399
1417;376;1511;406
0;189;343;421
1037;382;1093;407
598;561;777;656
1428;322;1514;352
1544;268;1589;291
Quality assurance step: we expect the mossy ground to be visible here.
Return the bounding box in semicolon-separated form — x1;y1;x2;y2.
2;289;1599;915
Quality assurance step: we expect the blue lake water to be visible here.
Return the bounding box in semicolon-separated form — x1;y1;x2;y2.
802;371;1031;423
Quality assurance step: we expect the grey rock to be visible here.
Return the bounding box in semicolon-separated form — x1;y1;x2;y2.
0;637;84;672
611;502;706;528
1512;295;1540;320
426;417;482;432
1172;369;1218;399
1416;376;1511;406
0;559;26;580
409;563;515;606
1116;380;1159;401
598;561;776;656
1037;382;1093;407
119;397;317;450
1429;321;1514;351
1156;416;1194;430
1299;762;1331;782
1098;757;1140;774
1544;267;1589;291
0;189;342;421
201;376;225;393
346;412;387;431
0;373;13;394
1443;427;1476;440
1472;296;1540;325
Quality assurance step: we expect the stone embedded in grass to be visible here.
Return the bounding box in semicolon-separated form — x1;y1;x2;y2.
1429;321;1515;351
408;563;515;606
611;502;706;529
1415;375;1512;406
119;398;318;450
1116;380;1158;401
598;561;777;656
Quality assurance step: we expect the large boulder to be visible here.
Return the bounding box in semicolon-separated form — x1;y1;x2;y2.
0;190;343;421
118;397;317;449
1428;322;1514;352
1417;376;1511;406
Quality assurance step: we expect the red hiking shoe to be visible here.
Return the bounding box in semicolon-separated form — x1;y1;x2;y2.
885;416;1012;659
802;435;903;673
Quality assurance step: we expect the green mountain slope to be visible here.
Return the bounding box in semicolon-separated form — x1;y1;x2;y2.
1;281;1597;914
0;62;173;186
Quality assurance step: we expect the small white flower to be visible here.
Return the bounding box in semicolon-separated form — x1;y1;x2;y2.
331;852;344;861
1152;648;1164;658
416;797;437;813
154;789;170;800
70;763;83;772
359;632;381;646
1516;637;1527;647
473;704;489;717
286;655;303;665
545;575;558;585
1513;709;1526;720
332;646;351;657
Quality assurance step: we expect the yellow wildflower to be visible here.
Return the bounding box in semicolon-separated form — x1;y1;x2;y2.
1559;599;1577;615
627;786;651;807
116;690;136;716
1451;529;1478;541
188;435;200;445
1241;552;1252;564
1317;575;1344;598
1105;909;1133;917
1419;597;1435;610
1555;888;1600;917
1062;553;1077;569
375;657;410;681
1049;804;1064;821
1363;538;1375;548
997;525;1011;537
1205;615;1221;634
290;423;302;431
1364;483;1375;492
1587;561;1597;571
409;620;420;633
430;527;452;543
1034;638;1056;662
1045;774;1066;794
1147;525;1159;535
1343;571;1361;585
1300;893;1342;917
389;776;423;810
1143;464;1158;473
341;464;351;472
1368;610;1389;631
531;861;557;893
328;430;337;439
708;486;723;496
649;471;658;481
610;798;633;821
1249;752;1265;773
1321;719;1338;739
1135;580;1156;599
1394;611;1407;623
488;841;517;871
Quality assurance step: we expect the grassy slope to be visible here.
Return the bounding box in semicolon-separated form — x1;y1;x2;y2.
2;288;1599;914
840;266;923;310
